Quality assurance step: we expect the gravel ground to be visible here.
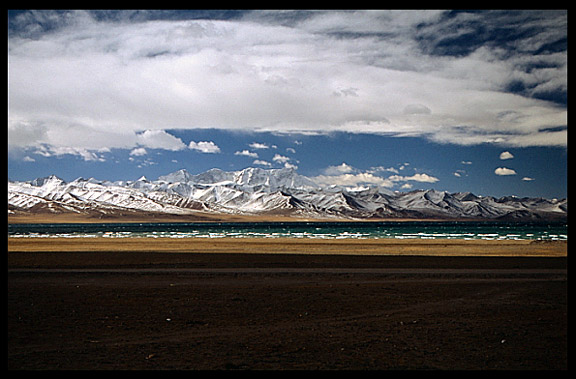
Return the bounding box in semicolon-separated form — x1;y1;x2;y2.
7;252;567;370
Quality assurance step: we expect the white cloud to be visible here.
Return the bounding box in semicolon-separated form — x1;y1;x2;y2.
522;177;535;181
253;159;272;167
495;167;517;176
499;151;514;160
316;162;439;190
272;154;290;163
235;150;258;158
137;130;186;151
189;141;221;154
130;147;147;156
33;145;106;162
454;169;467;178
323;163;355;175
369;166;399;174
8;120;48;147
389;173;440;183
313;172;394;188
7;10;567;153
249;142;270;150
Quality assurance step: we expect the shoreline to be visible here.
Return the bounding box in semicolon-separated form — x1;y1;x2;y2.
8;237;567;257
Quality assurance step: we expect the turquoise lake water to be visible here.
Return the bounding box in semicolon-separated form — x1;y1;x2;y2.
8;221;568;241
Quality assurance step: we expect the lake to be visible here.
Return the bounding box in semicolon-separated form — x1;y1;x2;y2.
8;221;568;241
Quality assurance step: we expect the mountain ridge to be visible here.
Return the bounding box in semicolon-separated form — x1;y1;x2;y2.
8;167;567;222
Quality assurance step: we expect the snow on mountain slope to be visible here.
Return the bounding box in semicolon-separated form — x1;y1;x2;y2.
8;168;567;221
159;167;317;192
8;175;205;216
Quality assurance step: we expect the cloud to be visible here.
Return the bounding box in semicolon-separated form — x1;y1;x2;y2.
495;167;517;176
403;104;431;115
249;142;270;150
522;177;535;181
333;87;359;97
272;154;290;163
314;162;393;188
253;159;272;167
389;173;440;183
137;130;186;151
235;150;258;158
369;166;399;174
8;120;48;147
33;144;107;162
189;141;221;153
8;10;567;154
313;172;394;189
315;162;440;190
130;147;147;156
323;163;355;175
499;151;514;160
271;153;297;169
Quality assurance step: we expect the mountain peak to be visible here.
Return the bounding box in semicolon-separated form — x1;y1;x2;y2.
10;167;566;221
158;169;193;183
30;175;65;187
234;166;317;190
453;192;480;202
156;167;317;190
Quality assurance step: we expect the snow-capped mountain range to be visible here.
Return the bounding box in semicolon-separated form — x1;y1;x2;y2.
8;167;567;221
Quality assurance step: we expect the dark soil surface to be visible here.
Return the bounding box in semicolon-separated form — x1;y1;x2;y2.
7;252;567;370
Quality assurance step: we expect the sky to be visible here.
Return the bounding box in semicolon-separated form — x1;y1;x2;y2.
7;10;567;199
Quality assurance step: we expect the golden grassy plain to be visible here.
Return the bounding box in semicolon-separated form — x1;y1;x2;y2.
7;237;567;257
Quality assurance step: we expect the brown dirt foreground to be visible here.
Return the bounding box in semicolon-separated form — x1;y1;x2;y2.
7;237;568;256
7;239;567;370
